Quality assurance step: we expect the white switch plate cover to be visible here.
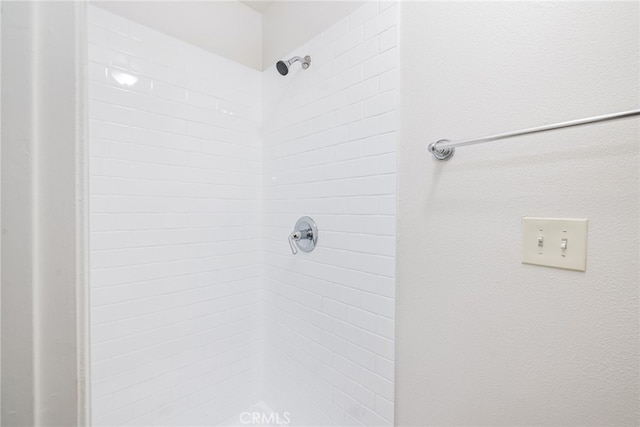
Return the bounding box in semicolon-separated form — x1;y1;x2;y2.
522;217;588;271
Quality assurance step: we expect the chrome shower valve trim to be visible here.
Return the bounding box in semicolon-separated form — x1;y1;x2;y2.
288;216;318;254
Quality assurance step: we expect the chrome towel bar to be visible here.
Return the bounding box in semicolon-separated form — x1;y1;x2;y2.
428;109;640;161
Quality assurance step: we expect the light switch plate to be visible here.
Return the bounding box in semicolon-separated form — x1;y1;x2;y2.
522;217;588;271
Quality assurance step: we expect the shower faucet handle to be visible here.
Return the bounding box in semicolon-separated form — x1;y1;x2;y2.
288;231;301;254
288;216;318;255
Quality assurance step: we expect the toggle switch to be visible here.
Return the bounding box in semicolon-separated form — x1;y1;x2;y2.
537;235;544;254
522;217;588;271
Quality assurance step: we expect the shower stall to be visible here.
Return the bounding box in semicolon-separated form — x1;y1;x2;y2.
87;2;397;425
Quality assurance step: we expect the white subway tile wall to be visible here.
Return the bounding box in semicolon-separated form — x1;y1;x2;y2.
262;2;397;426
88;7;262;426
88;2;397;426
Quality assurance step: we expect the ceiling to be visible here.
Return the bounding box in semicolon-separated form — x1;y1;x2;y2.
239;1;274;14
93;1;263;69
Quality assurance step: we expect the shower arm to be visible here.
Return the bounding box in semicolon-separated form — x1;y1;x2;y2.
288;56;311;69
288;56;305;65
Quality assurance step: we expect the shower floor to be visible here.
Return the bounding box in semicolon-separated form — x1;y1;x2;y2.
219;402;285;427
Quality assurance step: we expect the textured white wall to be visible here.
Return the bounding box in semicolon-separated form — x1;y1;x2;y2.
262;2;397;425
88;7;262;426
396;2;639;426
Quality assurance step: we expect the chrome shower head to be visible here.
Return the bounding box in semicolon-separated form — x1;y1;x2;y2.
276;55;311;76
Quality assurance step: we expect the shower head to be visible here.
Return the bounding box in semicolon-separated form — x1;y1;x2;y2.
276;55;311;76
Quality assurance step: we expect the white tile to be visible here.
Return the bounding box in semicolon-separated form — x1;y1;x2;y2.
312;112;335;133
152;81;187;103
363;5;397;40
358;292;395;318
378;68;397;93
349;37;380;67
348;78;378;105
349;1;379;30
359;330;394;360
322;90;349;113
333;388;361;419
90;120;131;142
336;104;363;127
89;6;263;426
88;62;109;83
347;307;377;332
361;404;392;427
379;27;397;52
375;316;394;339
378;111;396;134
363;48;397;80
108;31;147;58
349;116;381;141
375;356;394;381
335;27;364;56
361;175;395;196
130;57;170;82
360;368;393;401
333;353;361;382
379;0;398;12
362;92;396;118
345;343;376;372
346;377;376;408
375;395;394;423
323;297;348;320
324;16;350;44
362;132;396;157
322;52;350;80
335;66;363;92
331;318;362;345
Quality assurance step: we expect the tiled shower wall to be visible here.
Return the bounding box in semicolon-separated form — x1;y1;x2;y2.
88;2;397;426
88;7;262;426
262;2;397;425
